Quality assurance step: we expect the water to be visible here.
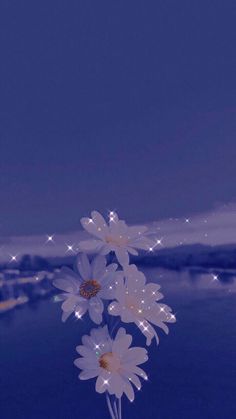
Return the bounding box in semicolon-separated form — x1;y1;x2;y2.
1;268;236;419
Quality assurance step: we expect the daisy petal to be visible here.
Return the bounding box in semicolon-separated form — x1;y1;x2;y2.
79;369;100;380
112;334;132;355
127;247;138;256
62;295;81;312
95;373;110;394
76;253;91;279
53;277;80;293
62;310;73;322
74;357;98;370
91;255;107;278
88;297;104;324
91;211;109;235
78;239;104;253
121;371;142;390
80;213;107;239
123;379;135;402
115;248;129;267
122;347;148;365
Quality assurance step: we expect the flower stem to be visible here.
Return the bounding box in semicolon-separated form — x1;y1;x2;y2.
118;397;122;419
106;393;116;419
113;399;119;419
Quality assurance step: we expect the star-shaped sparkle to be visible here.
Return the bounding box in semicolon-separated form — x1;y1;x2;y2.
45;234;55;244
9;254;18;262
65;243;76;253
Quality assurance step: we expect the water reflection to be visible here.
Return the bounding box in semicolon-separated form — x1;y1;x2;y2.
0;268;58;315
1;265;236;318
1;267;236;418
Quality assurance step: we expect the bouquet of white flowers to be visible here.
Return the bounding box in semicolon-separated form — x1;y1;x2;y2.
53;211;176;419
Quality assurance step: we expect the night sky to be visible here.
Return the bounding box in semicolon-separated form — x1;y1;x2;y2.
1;1;236;236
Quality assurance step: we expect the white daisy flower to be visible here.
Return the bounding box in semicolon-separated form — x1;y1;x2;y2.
74;325;148;402
53;253;121;324
78;210;154;267
108;265;176;345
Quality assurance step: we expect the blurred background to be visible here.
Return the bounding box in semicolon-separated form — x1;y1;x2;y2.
0;1;236;418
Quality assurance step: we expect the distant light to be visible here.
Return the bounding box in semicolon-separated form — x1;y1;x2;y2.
46;234;55;244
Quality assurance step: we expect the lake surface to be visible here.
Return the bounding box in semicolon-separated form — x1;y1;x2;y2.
1;267;236;419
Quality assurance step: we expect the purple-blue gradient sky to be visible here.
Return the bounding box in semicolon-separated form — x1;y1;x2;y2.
0;1;236;235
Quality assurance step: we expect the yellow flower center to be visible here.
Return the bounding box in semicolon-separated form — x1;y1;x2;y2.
79;279;101;299
99;352;121;372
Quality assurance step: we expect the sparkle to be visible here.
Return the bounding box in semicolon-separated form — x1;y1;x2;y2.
212;274;219;282
160;306;166;314
155;237;163;246
138;320;150;333
46;234;55;244
65;243;76;253
149;237;163;253
9;254;18;262
75;311;82;319
87;218;94;224
109;211;116;222
95;344;101;350
185;218;190;223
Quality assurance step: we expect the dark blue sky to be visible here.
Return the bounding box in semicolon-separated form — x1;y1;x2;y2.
0;1;236;235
